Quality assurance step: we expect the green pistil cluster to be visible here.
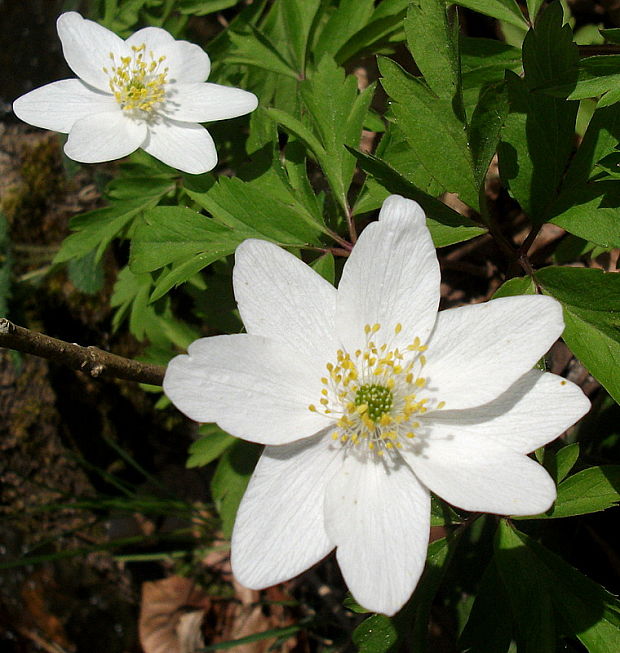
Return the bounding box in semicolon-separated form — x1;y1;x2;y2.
355;383;393;422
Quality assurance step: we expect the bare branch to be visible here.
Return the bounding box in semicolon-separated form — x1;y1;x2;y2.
0;318;166;386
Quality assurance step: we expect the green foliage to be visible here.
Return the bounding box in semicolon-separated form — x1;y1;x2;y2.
186;424;236;468
494;521;620;652
210;440;261;537
498;1;579;223
537;266;620;403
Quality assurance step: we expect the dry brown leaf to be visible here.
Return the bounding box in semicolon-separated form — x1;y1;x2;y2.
139;576;209;653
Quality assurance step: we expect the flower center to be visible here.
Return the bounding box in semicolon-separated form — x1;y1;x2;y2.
104;44;168;114
354;383;393;422
308;323;445;457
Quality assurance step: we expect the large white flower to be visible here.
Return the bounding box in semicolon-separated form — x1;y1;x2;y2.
164;195;590;616
12;12;258;174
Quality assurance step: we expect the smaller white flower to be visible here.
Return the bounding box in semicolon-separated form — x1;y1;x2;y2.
12;12;258;174
164;195;591;616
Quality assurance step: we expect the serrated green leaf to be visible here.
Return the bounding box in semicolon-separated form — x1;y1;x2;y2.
279;0;320;74
492;275;537;298
349;148;487;247
187;425;236;468
543;466;620;518
185;175;325;243
211;440;261;537
455;0;528;29
300;57;375;212
379;57;478;208
130;207;241;274
405;0;462;104
54;197;158;264
536;266;620;403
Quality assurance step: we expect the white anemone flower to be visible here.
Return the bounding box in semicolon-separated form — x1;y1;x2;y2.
12;12;258;174
164;195;590;616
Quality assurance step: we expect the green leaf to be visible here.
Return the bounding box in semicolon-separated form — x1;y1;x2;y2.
300;56;375;212
279;0;320;74
67;249;105;294
495;520;620;652
379;57;478;208
555;442;580;483
548;182;620;248
350;148;487;247
186;424;236;469
227;25;299;79
211;440;261;537
494;522;558;652
352;613;399;652
185;175;325;244
335;0;408;64
130;207;241;274
526;0;545;22
314;0;375;58
536;266;620;403
310;253;335;285
455;0;529;29
543;56;620;103
460;37;522;90
601;28;620;45
498;1;580;222
54;197;158;264
459;560;514;653
492;275;536;298
543;466;620;518
562;105;620;188
469;81;510;185
405;0;462;104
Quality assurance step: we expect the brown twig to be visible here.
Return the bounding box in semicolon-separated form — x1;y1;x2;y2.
0;318;165;386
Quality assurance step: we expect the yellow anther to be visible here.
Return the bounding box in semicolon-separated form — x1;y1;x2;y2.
308;404;317;412
364;324;371;335
406;432;415;439
395;323;402;334
356;403;368;415
332;432;339;440
437;401;445;409
372;323;380;333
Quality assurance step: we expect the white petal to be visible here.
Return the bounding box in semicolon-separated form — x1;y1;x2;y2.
126;28;211;82
57;12;129;91
142;119;217;173
163;334;332;445
13;79;116;133
337;195;440;355
403;433;557;516
232;433;341;588
423;295;564;411
165;83;258;122
233;240;338;361
324;454;430;616
64;111;146;163
427;370;590;454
